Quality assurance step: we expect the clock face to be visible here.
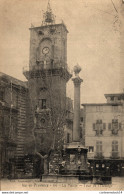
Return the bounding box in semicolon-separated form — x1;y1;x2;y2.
42;47;49;54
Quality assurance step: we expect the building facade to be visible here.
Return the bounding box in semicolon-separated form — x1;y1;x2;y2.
83;93;124;176
0;72;28;178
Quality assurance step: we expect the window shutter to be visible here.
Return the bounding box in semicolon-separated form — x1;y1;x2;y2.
108;123;111;130
119;123;122;130
100;124;102;130
96;143;98;152
93;123;96;130
103;123;106;130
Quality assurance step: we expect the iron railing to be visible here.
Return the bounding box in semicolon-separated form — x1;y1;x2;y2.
23;61;72;75
94;152;104;159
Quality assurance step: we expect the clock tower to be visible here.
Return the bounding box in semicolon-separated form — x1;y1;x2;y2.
23;1;72;155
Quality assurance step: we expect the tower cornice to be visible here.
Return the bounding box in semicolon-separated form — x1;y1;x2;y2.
29;23;69;33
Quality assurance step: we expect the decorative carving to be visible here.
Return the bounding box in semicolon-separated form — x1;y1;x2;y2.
73;64;82;76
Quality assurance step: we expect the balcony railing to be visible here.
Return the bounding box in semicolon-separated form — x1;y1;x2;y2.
111;152;119;159
94;152;104;159
23;60;72;75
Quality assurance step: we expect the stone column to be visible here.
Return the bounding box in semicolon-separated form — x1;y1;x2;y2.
72;65;83;142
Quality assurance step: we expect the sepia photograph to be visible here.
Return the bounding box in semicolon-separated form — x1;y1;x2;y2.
0;0;124;192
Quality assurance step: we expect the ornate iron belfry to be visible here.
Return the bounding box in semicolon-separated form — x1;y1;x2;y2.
42;0;56;26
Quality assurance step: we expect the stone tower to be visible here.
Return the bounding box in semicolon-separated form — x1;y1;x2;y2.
23;1;72;154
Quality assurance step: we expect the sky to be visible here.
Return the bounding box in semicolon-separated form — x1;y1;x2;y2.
0;0;124;103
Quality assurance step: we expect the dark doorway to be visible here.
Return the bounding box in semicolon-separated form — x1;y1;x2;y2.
110;161;121;176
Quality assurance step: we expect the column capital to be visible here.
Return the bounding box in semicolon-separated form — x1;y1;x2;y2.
72;76;83;86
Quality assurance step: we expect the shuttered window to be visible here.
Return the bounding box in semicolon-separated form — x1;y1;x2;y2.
119;123;122;130
96;141;102;153
93;120;104;135
112;119;119;135
112;141;118;152
112;119;118;130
